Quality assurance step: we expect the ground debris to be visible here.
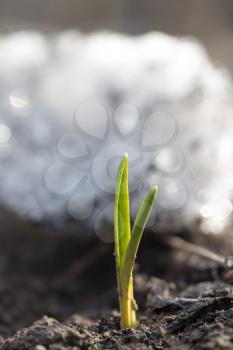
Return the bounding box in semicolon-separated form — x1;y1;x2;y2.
165;296;233;334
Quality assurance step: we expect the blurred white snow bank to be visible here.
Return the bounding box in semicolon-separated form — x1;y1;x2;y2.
0;30;232;237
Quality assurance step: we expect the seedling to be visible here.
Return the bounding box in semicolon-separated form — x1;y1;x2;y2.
114;153;158;329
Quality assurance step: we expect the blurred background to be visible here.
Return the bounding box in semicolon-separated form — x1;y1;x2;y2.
0;0;233;72
0;0;232;238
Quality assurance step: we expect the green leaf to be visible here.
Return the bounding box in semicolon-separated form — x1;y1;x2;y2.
114;153;131;272
121;186;158;293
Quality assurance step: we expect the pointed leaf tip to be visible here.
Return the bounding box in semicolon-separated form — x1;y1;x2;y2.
151;185;158;196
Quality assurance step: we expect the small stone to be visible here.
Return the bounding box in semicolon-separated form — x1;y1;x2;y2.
35;345;46;350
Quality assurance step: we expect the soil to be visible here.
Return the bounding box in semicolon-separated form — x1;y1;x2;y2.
0;211;233;349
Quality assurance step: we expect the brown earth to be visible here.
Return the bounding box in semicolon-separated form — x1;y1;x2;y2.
0;213;233;349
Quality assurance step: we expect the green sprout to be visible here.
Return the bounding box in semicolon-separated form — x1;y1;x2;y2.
114;153;158;329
